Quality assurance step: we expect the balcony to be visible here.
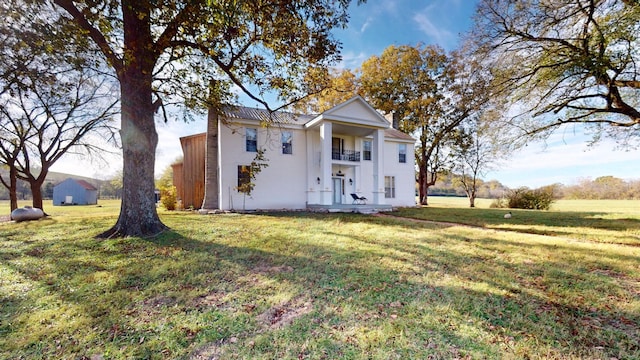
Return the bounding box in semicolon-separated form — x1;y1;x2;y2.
332;149;361;162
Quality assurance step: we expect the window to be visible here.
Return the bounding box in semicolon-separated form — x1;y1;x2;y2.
331;137;344;160
282;131;292;154
398;143;407;163
237;165;251;189
385;176;395;198
332;137;344;152
246;128;257;152
363;140;371;161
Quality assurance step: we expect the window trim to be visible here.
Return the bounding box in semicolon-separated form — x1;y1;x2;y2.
385;175;396;199
281;131;293;155
398;143;407;163
237;165;251;190
245;127;257;152
363;140;372;161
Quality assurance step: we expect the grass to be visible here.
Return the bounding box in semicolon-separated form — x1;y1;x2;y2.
0;199;639;359
396;197;640;246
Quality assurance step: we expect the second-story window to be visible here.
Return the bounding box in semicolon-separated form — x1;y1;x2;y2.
282;131;292;154
398;143;407;163
246;128;257;152
363;140;372;161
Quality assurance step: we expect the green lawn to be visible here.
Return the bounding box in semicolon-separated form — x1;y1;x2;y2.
1;199;639;359
397;197;640;246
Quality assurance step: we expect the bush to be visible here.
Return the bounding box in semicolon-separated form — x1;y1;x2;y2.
160;185;177;211
506;187;555;210
489;198;507;208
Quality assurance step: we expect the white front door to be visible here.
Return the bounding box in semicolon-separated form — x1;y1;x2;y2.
332;178;343;204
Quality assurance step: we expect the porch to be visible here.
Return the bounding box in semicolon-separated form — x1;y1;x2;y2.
307;203;393;214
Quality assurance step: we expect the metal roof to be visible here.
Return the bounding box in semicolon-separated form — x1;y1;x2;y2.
223;106;315;124
222;105;415;142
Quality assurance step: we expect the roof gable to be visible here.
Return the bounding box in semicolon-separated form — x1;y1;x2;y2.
55;178;97;191
305;96;391;129
76;179;98;191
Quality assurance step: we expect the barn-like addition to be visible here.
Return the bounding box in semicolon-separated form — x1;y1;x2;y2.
53;178;98;206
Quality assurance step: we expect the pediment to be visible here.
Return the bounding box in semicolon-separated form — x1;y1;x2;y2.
305;96;391;129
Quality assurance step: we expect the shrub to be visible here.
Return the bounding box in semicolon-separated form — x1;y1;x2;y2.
489;197;507;208
160;185;177;211
506;187;555;210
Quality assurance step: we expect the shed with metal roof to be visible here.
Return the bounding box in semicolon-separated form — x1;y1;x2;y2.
53;178;98;206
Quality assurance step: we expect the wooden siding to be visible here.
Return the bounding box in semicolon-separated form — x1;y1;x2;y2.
179;133;206;209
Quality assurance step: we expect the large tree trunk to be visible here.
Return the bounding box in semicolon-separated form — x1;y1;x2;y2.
30;178;45;211
418;166;427;205
468;195;475;208
99;77;166;237
420;177;430;206
418;141;430;205
98;1;166;238
0;165;18;211
200;106;219;210
419;168;437;206
8;167;18;211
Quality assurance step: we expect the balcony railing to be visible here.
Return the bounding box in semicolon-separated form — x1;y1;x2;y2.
332;149;360;162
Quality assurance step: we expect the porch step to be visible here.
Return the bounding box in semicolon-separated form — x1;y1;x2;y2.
308;204;393;214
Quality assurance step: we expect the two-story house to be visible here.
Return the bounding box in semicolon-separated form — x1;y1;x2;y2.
172;96;416;211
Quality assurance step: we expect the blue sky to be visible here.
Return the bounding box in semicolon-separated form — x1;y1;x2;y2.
51;0;638;187
334;1;638;188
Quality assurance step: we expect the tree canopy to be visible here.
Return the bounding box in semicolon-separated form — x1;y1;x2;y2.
470;0;640;145
0;0;118;212
359;45;450;205
293;44;495;205
46;0;361;237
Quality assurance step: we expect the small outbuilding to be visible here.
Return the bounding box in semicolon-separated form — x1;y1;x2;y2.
53;178;98;206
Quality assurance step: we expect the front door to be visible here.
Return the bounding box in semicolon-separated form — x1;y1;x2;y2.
332;178;343;204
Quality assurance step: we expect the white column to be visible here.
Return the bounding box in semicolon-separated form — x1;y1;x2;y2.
372;129;385;204
305;129;315;205
320;122;333;205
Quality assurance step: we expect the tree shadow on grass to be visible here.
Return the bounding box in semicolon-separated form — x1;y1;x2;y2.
2;225;494;358
1;212;639;359
393;206;640;231
358;207;640;246
255;211;639;357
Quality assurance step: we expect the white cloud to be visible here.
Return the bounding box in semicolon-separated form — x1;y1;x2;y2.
412;12;455;46
337;51;369;70
360;17;373;33
487;136;639;188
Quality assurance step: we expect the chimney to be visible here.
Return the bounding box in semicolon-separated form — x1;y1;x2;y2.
384;111;400;130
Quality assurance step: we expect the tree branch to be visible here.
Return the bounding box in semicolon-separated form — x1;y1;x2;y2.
53;0;123;75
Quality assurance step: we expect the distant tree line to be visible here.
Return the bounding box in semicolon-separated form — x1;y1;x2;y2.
428;174;508;200
428;174;640;200
561;176;640;200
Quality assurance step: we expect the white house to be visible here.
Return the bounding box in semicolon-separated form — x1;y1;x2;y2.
173;96;416;211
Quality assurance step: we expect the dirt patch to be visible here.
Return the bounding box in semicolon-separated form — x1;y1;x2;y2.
0;215;12;223
191;290;227;309
256;296;313;329
189;340;225;360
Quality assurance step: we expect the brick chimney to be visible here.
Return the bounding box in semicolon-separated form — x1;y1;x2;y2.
384;111;400;130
